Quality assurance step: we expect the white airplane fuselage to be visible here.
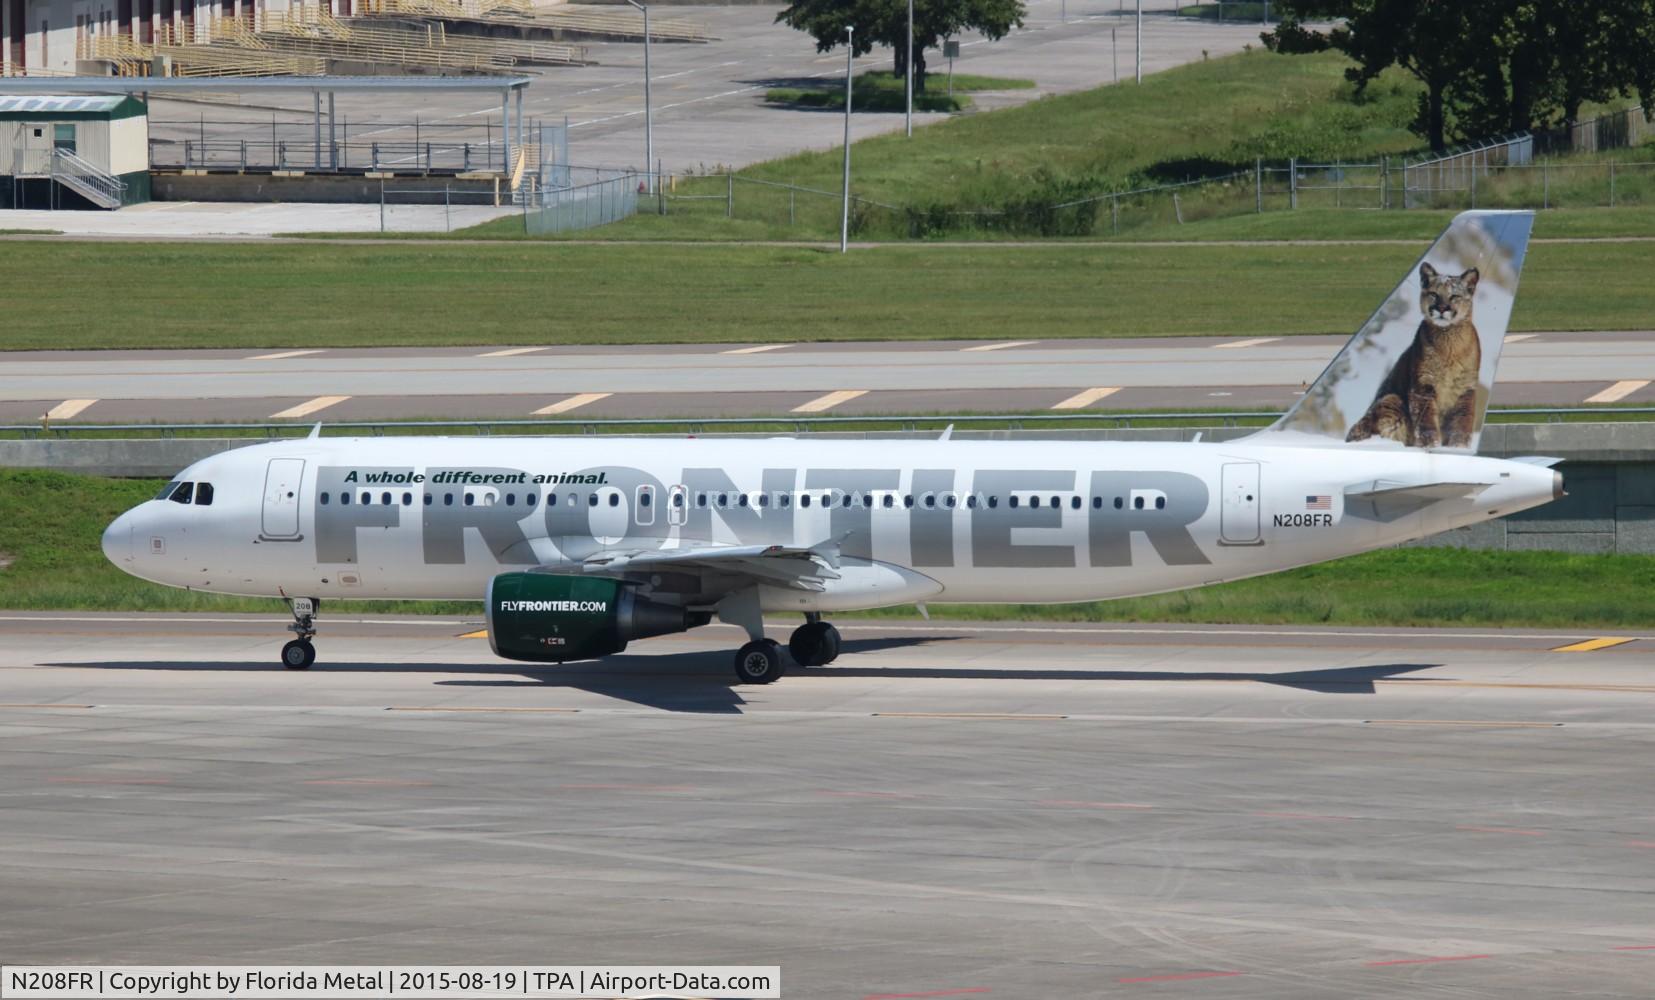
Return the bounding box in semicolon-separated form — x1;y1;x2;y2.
104;436;1561;609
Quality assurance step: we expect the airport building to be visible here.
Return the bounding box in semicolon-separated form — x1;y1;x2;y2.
0;92;148;207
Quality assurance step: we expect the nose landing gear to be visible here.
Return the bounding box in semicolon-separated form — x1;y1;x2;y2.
281;597;319;670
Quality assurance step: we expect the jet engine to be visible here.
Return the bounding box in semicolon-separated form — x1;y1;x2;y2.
485;573;700;662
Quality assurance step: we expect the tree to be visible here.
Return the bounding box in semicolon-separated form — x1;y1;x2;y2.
1275;0;1655;151
776;0;1025;93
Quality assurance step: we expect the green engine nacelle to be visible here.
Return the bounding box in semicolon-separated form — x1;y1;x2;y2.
486;573;697;663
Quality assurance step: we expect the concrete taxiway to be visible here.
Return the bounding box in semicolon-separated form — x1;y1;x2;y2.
3;612;1654;997
2;333;1653;425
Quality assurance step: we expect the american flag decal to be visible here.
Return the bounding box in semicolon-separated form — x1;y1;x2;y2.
1305;495;1332;510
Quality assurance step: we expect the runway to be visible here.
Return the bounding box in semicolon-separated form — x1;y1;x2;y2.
3;612;1654;997
3;332;1653;425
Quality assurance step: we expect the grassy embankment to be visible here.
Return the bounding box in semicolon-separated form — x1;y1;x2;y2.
1;237;1651;351
4;469;1651;626
765;71;1035;113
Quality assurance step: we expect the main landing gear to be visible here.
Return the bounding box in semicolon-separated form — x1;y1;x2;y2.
281;596;319;670
730;615;843;685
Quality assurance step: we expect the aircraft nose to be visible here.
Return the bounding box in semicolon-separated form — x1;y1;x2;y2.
102;512;133;566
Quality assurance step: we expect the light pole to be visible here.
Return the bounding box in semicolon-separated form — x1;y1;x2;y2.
904;0;913;137
842;25;854;253
624;0;654;192
1135;0;1142;84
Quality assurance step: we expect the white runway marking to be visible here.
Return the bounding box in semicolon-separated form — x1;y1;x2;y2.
792;389;868;413
44;399;97;420
1051;386;1121;410
1503;334;1539;343
1586;379;1650;404
721;344;793;355
477;347;547;358
1213;337;1281;349
248;349;326;361
962;341;1038;352
533;392;612;415
270;395;350;419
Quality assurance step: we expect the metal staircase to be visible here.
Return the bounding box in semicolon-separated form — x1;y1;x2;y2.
51;150;127;210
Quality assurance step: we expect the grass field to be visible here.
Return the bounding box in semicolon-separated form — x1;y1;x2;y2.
1;237;1648;350
4;469;1651;628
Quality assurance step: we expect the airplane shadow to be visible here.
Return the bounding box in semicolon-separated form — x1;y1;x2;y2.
47;638;1440;714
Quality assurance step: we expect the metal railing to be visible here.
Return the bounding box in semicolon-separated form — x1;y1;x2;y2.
7;407;1651;440
50;148;127;208
150;117;522;173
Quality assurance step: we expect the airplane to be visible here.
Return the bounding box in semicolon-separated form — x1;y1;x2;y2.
102;210;1561;684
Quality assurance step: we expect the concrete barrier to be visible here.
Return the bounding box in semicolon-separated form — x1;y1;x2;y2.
3;423;1653;554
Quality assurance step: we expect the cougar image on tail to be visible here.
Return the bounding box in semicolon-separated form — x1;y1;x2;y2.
1347;263;1483;448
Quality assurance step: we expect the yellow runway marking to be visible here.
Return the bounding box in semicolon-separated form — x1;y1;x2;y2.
533;392;612;415
961;340;1038;352
793;389;867;413
45;399;97;420
270;395;349;419
1051;386;1121;410
1551;637;1638;652
457;629;489;639
1585;380;1650;404
874;712;1066;720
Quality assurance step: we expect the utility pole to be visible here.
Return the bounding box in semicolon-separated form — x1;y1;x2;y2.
1135;0;1143;84
842;26;854;253
904;0;913;137
625;0;654;192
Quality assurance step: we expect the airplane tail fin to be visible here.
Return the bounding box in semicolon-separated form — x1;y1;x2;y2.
1248;210;1534;454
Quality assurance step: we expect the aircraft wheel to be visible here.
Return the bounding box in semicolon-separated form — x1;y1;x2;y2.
281;639;316;670
789;621;840;667
733;639;786;685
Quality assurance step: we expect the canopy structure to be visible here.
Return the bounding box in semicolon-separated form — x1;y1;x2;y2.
0;76;534;171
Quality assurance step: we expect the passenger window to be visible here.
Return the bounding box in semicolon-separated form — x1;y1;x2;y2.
403;492;412;506
717;493;729;508
1092;496;1102;509
843;494;853;508
800;494;812;508
672;493;685;508
758;494;770;508
359;492;370;505
988;496;999;509
640;491;651;508
525;493;536;508
967;495;977;509
169;482;193;504
381;492;392;506
444;493;454;506
424;494;433;506
1156;496;1166;510
1070;495;1081;510
923;494;936;509
320;492;330;505
738;494;750;508
1134;496;1145;510
904;495;914;508
944;494;957;508
462;493;473;506
1114;497;1124;509
862;494;873;508
1008;496;1019;509
608;493;619;507
883;494;894;509
195;482;214;506
779;494;790;508
588;494;598;507
505;493;516;506
341;492;352;506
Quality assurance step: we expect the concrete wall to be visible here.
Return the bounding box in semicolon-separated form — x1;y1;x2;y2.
3;423;1654;554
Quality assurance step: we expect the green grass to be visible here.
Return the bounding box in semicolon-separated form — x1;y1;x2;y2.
0;229;58;235
5;468;1652;628
1;238;1649;350
1176;2;1275;22
765;71;1035;113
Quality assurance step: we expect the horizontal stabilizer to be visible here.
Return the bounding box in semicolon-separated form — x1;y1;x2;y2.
1343;481;1492;522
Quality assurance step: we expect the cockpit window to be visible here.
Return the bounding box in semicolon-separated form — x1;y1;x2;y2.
194;482;214;506
168;482;194;505
155;481;181;501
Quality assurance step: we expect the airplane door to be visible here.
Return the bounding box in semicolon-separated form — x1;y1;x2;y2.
667;485;688;527
1220;462;1262;545
261;458;305;539
635;485;655;527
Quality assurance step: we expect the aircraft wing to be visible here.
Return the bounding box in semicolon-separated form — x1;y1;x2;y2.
1343;481;1493;522
576;540;844;592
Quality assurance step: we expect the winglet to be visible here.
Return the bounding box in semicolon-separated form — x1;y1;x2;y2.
308;422;322;440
